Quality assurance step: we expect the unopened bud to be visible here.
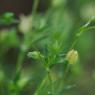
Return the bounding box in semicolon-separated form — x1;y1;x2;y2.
19;15;32;33
66;49;78;64
27;51;44;60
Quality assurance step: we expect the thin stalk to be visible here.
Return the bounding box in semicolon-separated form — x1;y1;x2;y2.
15;49;26;76
70;26;95;49
34;75;48;95
47;70;54;95
10;49;26;95
32;0;39;15
15;0;39;79
57;64;70;94
70;16;95;49
34;69;54;95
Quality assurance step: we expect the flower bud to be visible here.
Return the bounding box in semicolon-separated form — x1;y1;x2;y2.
19;15;32;33
66;49;78;64
27;51;44;60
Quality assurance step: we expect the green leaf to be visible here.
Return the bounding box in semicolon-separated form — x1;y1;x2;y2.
0;12;17;25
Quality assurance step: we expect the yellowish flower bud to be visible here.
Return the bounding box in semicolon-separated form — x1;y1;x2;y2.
19;15;32;33
66;49;78;64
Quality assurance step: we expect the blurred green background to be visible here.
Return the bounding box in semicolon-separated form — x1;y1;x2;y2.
0;0;95;95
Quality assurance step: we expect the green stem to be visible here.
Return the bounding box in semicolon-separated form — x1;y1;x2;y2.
16;50;26;76
34;75;48;95
15;34;28;79
32;0;39;15
47;70;54;95
10;50;26;95
70;15;95;49
70;26;95;49
34;69;54;95
57;64;70;94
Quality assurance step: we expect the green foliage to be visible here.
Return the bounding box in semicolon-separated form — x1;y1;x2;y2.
0;0;95;95
0;12;17;25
